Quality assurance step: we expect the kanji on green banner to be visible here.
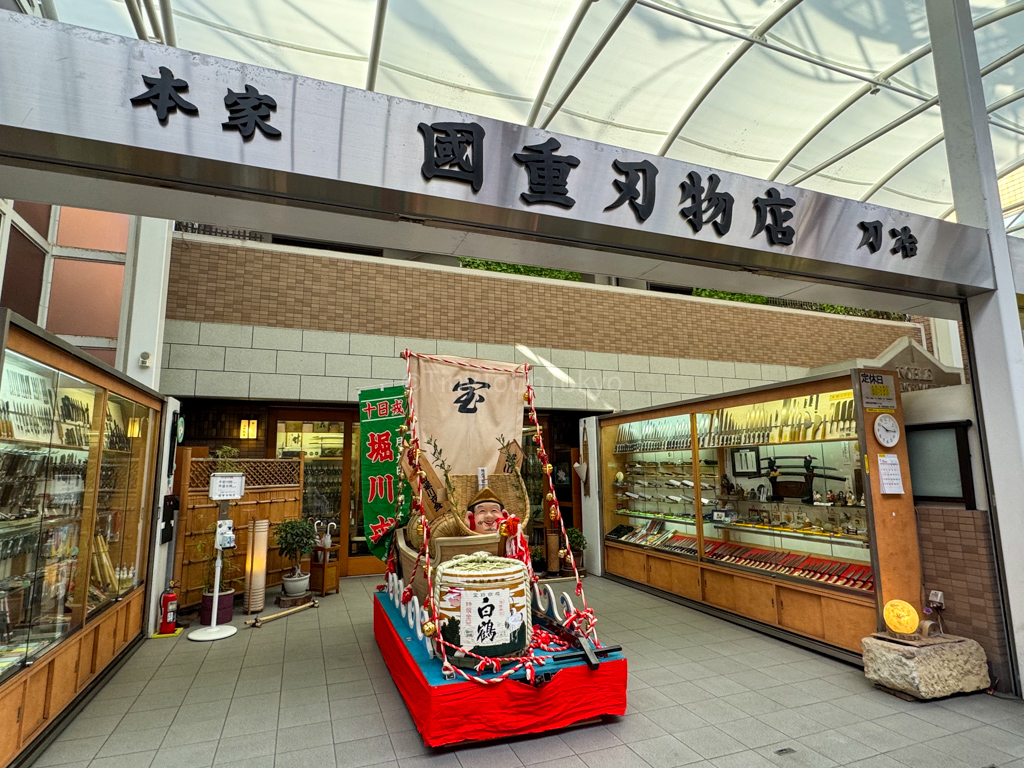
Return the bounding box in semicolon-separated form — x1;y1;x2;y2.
359;385;410;561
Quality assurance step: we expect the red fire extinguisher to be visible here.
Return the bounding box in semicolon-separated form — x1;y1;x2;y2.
159;582;178;635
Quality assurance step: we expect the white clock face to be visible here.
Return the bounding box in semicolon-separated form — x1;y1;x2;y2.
873;414;900;448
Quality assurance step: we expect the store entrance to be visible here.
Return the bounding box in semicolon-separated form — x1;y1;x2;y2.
266;407;382;577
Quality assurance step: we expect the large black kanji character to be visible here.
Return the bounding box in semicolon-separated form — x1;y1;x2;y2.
752;188;796;246
890;226;918;258
130;66;198;123
605;159;658;222
222;84;281;140
513;137;580;208
417;122;485;191
858;220;883;253
679;171;734;236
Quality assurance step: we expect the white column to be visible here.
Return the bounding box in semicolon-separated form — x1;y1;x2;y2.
927;0;1024;692
119;217;173;389
929;318;964;369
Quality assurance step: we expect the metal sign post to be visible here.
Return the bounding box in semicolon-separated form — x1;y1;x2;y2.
188;473;244;642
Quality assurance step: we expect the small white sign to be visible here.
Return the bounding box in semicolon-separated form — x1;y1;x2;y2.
877;454;905;495
860;372;897;412
209;472;245;501
460;587;511;647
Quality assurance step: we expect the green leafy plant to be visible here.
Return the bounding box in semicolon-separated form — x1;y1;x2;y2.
565;527;587;552
275;518;318;577
459;257;582;282
212;445;241;473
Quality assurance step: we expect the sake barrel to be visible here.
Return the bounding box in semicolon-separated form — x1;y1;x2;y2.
433;552;531;668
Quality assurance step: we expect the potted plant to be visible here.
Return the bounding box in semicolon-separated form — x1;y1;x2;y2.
196;535;239;625
561;528;587;578
529;544;547;576
276;518;318;596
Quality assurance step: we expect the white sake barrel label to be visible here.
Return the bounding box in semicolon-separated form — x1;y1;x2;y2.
460;587;511;647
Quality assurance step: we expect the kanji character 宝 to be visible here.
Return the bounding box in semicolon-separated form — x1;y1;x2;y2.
452;378;491;414
366;431;394;463
418;122;485;191
130;67;198;123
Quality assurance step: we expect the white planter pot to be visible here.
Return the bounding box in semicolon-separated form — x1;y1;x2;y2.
282;573;309;596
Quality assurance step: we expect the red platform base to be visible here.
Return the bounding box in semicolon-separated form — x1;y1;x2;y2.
373;595;628;747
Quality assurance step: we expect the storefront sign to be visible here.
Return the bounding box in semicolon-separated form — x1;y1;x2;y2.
860;372;898;412
359;385;410;561
0;15;997;299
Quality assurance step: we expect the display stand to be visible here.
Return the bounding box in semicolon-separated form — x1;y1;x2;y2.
310;544;340;596
189;481;243;643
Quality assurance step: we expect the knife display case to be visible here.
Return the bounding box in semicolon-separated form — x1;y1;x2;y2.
599;371;921;657
0;310;161;699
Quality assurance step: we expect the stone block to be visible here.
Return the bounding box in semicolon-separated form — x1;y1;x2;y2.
619;354;650;373
652;392;681;406
299;376;349;402
476;343;515;362
347;378;380;402
394;337;436;354
159;369;196;396
665;375;696;394
514;345;551;364
199;323;252;348
170;344;225;371
761;364;787;381
862;636;990;700
196;371;249;398
225;348;277;374
249;374;300;400
585;351;619;371
678;359;709;377
253;326;303;351
350;334;394;357
302;330;350;354
326;354;372;378
591;389;619;412
277;350;326;376
635;372;666;392
707;360;736;378
550;349;585;368
649;357;679;375
436;340;477;357
371;356;409;380
695;377;724;395
735;362;762;380
163;320;200;345
552;388;588;410
620;391;653;410
602;370;634;392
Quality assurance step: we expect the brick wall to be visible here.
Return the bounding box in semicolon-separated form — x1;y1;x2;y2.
917;506;1010;692
165;237;924;369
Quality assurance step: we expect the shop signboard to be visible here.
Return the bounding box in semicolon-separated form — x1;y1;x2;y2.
359;385;410;561
0;13;995;301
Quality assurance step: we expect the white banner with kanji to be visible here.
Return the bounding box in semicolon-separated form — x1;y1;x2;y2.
408;354;526;477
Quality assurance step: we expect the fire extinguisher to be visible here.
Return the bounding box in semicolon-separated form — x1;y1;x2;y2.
159;582;178;635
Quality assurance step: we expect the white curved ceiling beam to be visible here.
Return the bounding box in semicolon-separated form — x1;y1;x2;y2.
365;0;387;91
860;89;1024;202
939;156;1024;221
527;0;597;127
160;0;175;46
767;0;1024;182
538;0;638;130
788;44;1024;187
655;0;806;157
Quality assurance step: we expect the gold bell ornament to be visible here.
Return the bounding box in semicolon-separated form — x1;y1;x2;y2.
422;621;437;637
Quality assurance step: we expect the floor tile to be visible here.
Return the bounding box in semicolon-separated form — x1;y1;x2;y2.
335;734;396;768
509;735;575;765
32;736;107;766
629;734;704;767
579;744;650;768
454;743;523;768
94;726;169;758
680;727;747;759
150;740;219;768
559;725;625;754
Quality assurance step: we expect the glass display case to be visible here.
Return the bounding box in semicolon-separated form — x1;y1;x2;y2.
600;371;921;656
0;314;161;685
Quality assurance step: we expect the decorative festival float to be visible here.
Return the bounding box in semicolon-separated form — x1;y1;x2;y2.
365;353;627;747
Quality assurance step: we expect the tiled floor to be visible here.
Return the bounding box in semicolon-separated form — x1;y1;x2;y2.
28;575;1024;768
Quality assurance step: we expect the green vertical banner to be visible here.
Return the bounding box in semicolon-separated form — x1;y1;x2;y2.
359;385;410;561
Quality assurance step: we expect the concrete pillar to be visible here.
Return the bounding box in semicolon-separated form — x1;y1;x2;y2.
927;0;1024;693
118;217;173;390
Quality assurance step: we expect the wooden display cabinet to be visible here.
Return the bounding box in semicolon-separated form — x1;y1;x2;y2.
599;371;920;657
0;311;161;768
